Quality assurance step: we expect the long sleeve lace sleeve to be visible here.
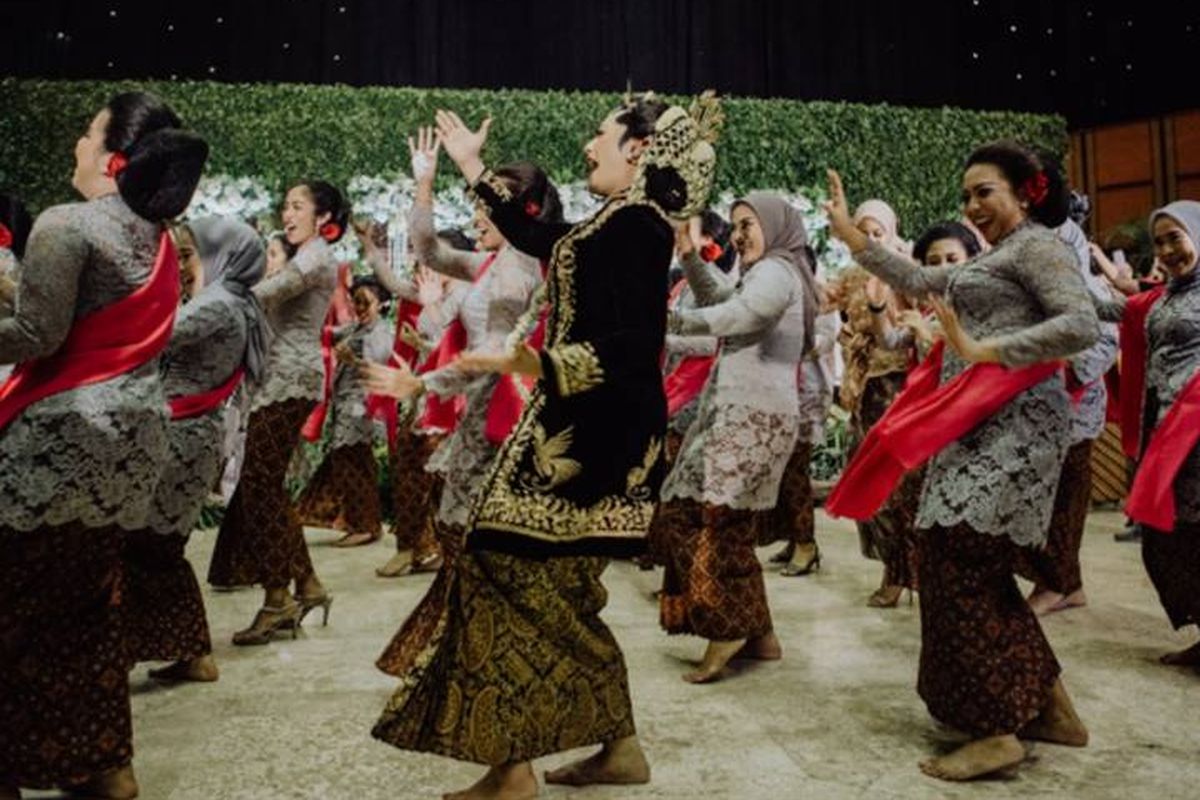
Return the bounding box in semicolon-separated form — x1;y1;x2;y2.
366;248;417;302
679;251;737;306
0;207;87;363
409;204;488;282
987;236;1101;366
672;258;795;338
855;239;953;299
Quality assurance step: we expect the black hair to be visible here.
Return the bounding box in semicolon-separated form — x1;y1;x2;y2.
104;92;208;222
699;209;737;273
964;140;1071;228
350;274;391;305
0;193;33;259
912;221;983;264
268;230;297;260
493;161;563;225
290;180;350;242
614;94;689;214
614;94;669;145
437;227;476;252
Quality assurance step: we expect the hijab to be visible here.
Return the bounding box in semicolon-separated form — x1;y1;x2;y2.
854;199;911;255
1150;200;1200;291
190;217;269;383
734;191;818;355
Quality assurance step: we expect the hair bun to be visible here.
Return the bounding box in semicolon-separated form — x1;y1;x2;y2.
117;129;209;221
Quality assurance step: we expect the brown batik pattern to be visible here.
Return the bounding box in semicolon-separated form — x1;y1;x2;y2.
372;549;636;765
853;372;921;589
123;531;212;664
1014;439;1093;595
0;524;132;789
208;398;316;589
376;523;466;677
295;443;384;536
758;438;816;547
390;428;446;561
1142;520;1200;630
660;499;774;641
917;523;1061;737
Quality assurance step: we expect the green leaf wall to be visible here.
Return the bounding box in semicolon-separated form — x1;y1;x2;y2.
0;79;1066;234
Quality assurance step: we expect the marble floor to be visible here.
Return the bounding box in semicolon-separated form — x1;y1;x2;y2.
29;510;1200;799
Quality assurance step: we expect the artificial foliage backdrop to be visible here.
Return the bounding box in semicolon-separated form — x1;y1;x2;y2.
0;78;1065;233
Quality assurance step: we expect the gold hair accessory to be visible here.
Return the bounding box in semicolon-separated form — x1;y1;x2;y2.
628;90;722;220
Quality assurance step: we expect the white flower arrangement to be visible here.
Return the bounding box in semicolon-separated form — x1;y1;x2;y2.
185;173;850;275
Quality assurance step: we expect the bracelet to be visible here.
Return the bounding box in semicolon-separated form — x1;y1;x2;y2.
867;302;887;314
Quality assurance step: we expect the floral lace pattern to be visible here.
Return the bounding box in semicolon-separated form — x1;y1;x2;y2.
662;387;799;510
250;238;337;412
330;318;394;449
1146;272;1200;524
857;225;1100;546
0;196;168;532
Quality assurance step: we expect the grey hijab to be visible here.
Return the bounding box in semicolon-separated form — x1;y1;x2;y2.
734;191;818;354
1151;200;1200;271
190;217;269;383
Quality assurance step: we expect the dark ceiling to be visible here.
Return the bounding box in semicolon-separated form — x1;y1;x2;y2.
1;0;1196;128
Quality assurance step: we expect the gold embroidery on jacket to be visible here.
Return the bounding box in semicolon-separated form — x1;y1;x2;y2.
547;342;604;397
521;423;582;491
468;169;515;203
626;437;661;501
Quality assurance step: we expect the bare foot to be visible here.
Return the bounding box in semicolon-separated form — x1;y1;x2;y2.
334;531;379;548
1027;589;1066;616
735;632;783;661
1160;641;1200;666
148;655;219;683
918;735;1025;781
65;764;139;799
683;639;746;683
544;736;650;787
444;763;537;800
1019;678;1088;747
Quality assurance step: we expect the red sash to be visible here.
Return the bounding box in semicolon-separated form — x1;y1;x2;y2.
391;299;423;367
0;229;179;431
1125;367;1200;531
664;357;715;417
169;367;245;420
1117;286;1167;458
300;320;337;442
825;340;1062;520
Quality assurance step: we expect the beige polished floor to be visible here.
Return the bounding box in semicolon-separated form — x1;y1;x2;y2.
31;510;1200;799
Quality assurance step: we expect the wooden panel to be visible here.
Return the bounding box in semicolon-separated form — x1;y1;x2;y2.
1094;122;1155;187
1096;184;1155;230
1177;176;1200;201
1172;110;1200;176
1068;133;1085;194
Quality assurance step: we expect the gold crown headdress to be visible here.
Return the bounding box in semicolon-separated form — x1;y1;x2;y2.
629;90;723;220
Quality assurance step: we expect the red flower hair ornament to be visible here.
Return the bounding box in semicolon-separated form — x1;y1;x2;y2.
320;222;342;242
1022;171;1050;207
524;200;542;218
104;152;129;179
0;224;12;250
699;241;724;263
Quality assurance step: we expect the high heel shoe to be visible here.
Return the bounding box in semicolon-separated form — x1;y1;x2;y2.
232;602;300;646
295;592;334;627
781;546;820;577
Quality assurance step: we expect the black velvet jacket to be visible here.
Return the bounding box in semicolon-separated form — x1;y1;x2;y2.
464;169;674;558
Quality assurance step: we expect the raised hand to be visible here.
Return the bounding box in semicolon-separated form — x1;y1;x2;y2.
897;308;936;345
408;126;440;184
823;169;868;252
434;110;491;182
359;360;424;400
415;266;444;307
929;295;999;363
